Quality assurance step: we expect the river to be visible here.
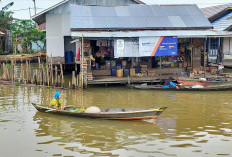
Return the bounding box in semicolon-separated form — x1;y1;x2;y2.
0;85;231;157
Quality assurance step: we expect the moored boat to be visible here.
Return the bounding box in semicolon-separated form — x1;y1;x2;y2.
32;103;167;120
132;83;232;91
177;79;219;86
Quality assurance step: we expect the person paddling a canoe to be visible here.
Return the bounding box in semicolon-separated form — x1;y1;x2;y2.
50;92;63;110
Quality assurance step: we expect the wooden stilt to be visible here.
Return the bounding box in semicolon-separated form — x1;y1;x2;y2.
55;66;58;87
58;75;61;87
60;64;64;88
50;54;53;86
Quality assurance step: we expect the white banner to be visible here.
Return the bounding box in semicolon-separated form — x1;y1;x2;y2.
114;39;139;58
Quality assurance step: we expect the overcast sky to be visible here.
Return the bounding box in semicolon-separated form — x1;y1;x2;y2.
1;0;232;19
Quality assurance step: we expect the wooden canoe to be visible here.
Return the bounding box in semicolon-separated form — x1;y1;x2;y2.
32;103;167;120
132;83;232;91
177;79;219;86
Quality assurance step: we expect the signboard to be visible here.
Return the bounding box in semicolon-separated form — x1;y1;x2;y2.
116;39;125;57
114;39;139;58
139;36;178;57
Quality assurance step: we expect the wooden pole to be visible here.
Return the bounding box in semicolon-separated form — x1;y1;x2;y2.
22;69;24;84
76;75;79;89
204;37;207;78
81;35;84;88
50;54;53;86
55;66;58;87
41;64;46;86
60;64;64;88
46;62;49;86
72;71;76;89
29;60;32;84
58;75;61;87
38;57;41;70
75;64;77;73
35;69;38;84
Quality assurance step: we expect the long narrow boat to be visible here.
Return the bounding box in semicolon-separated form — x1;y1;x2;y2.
32;103;167;120
177;79;220;86
132;83;232;91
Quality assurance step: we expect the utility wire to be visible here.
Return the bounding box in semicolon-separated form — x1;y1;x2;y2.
12;8;44;12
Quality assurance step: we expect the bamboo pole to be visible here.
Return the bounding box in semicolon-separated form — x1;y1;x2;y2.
50;54;53;86
11;59;13;82
75;64;77;73
81;35;84;88
41;64;45;85
46;55;50;86
35;69;38;85
22;69;25;84
76;75;79;88
72;71;75;89
6;68;10;81
79;74;81;88
58;75;61;87
55;66;58;87
60;64;64;88
46;63;49;86
38;57;41;70
28;60;31;83
20;59;23;83
26;60;28;83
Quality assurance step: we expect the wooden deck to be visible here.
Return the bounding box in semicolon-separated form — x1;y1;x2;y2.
0;53;46;62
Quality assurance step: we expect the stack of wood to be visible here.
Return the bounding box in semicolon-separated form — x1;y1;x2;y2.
148;69;156;76
87;72;93;81
83;40;91;56
140;65;148;77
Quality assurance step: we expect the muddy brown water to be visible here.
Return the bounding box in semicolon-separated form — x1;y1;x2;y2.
0;85;232;157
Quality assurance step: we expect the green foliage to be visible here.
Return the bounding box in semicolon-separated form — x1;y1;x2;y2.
9;19;46;52
0;49;3;55
0;2;14;32
5;63;11;69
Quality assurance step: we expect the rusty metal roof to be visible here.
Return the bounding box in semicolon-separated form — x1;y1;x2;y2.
201;3;232;19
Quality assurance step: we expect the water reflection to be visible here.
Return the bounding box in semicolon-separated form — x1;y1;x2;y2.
34;111;168;156
0;85;232;156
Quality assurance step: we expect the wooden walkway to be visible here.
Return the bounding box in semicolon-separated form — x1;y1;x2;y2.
0;53;46;62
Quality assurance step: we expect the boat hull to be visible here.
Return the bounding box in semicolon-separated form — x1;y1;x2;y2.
133;84;232;91
177;80;218;85
32;103;167;120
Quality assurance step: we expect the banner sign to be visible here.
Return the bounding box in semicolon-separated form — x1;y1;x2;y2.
116;39;125;57
139;36;178;57
114;39;139;58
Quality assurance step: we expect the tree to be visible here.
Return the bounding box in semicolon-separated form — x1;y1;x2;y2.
0;1;14;32
9;19;46;53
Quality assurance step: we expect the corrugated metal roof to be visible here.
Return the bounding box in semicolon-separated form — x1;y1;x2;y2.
212;11;232;31
71;29;232;38
201;3;232;19
32;0;143;24
70;4;212;30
